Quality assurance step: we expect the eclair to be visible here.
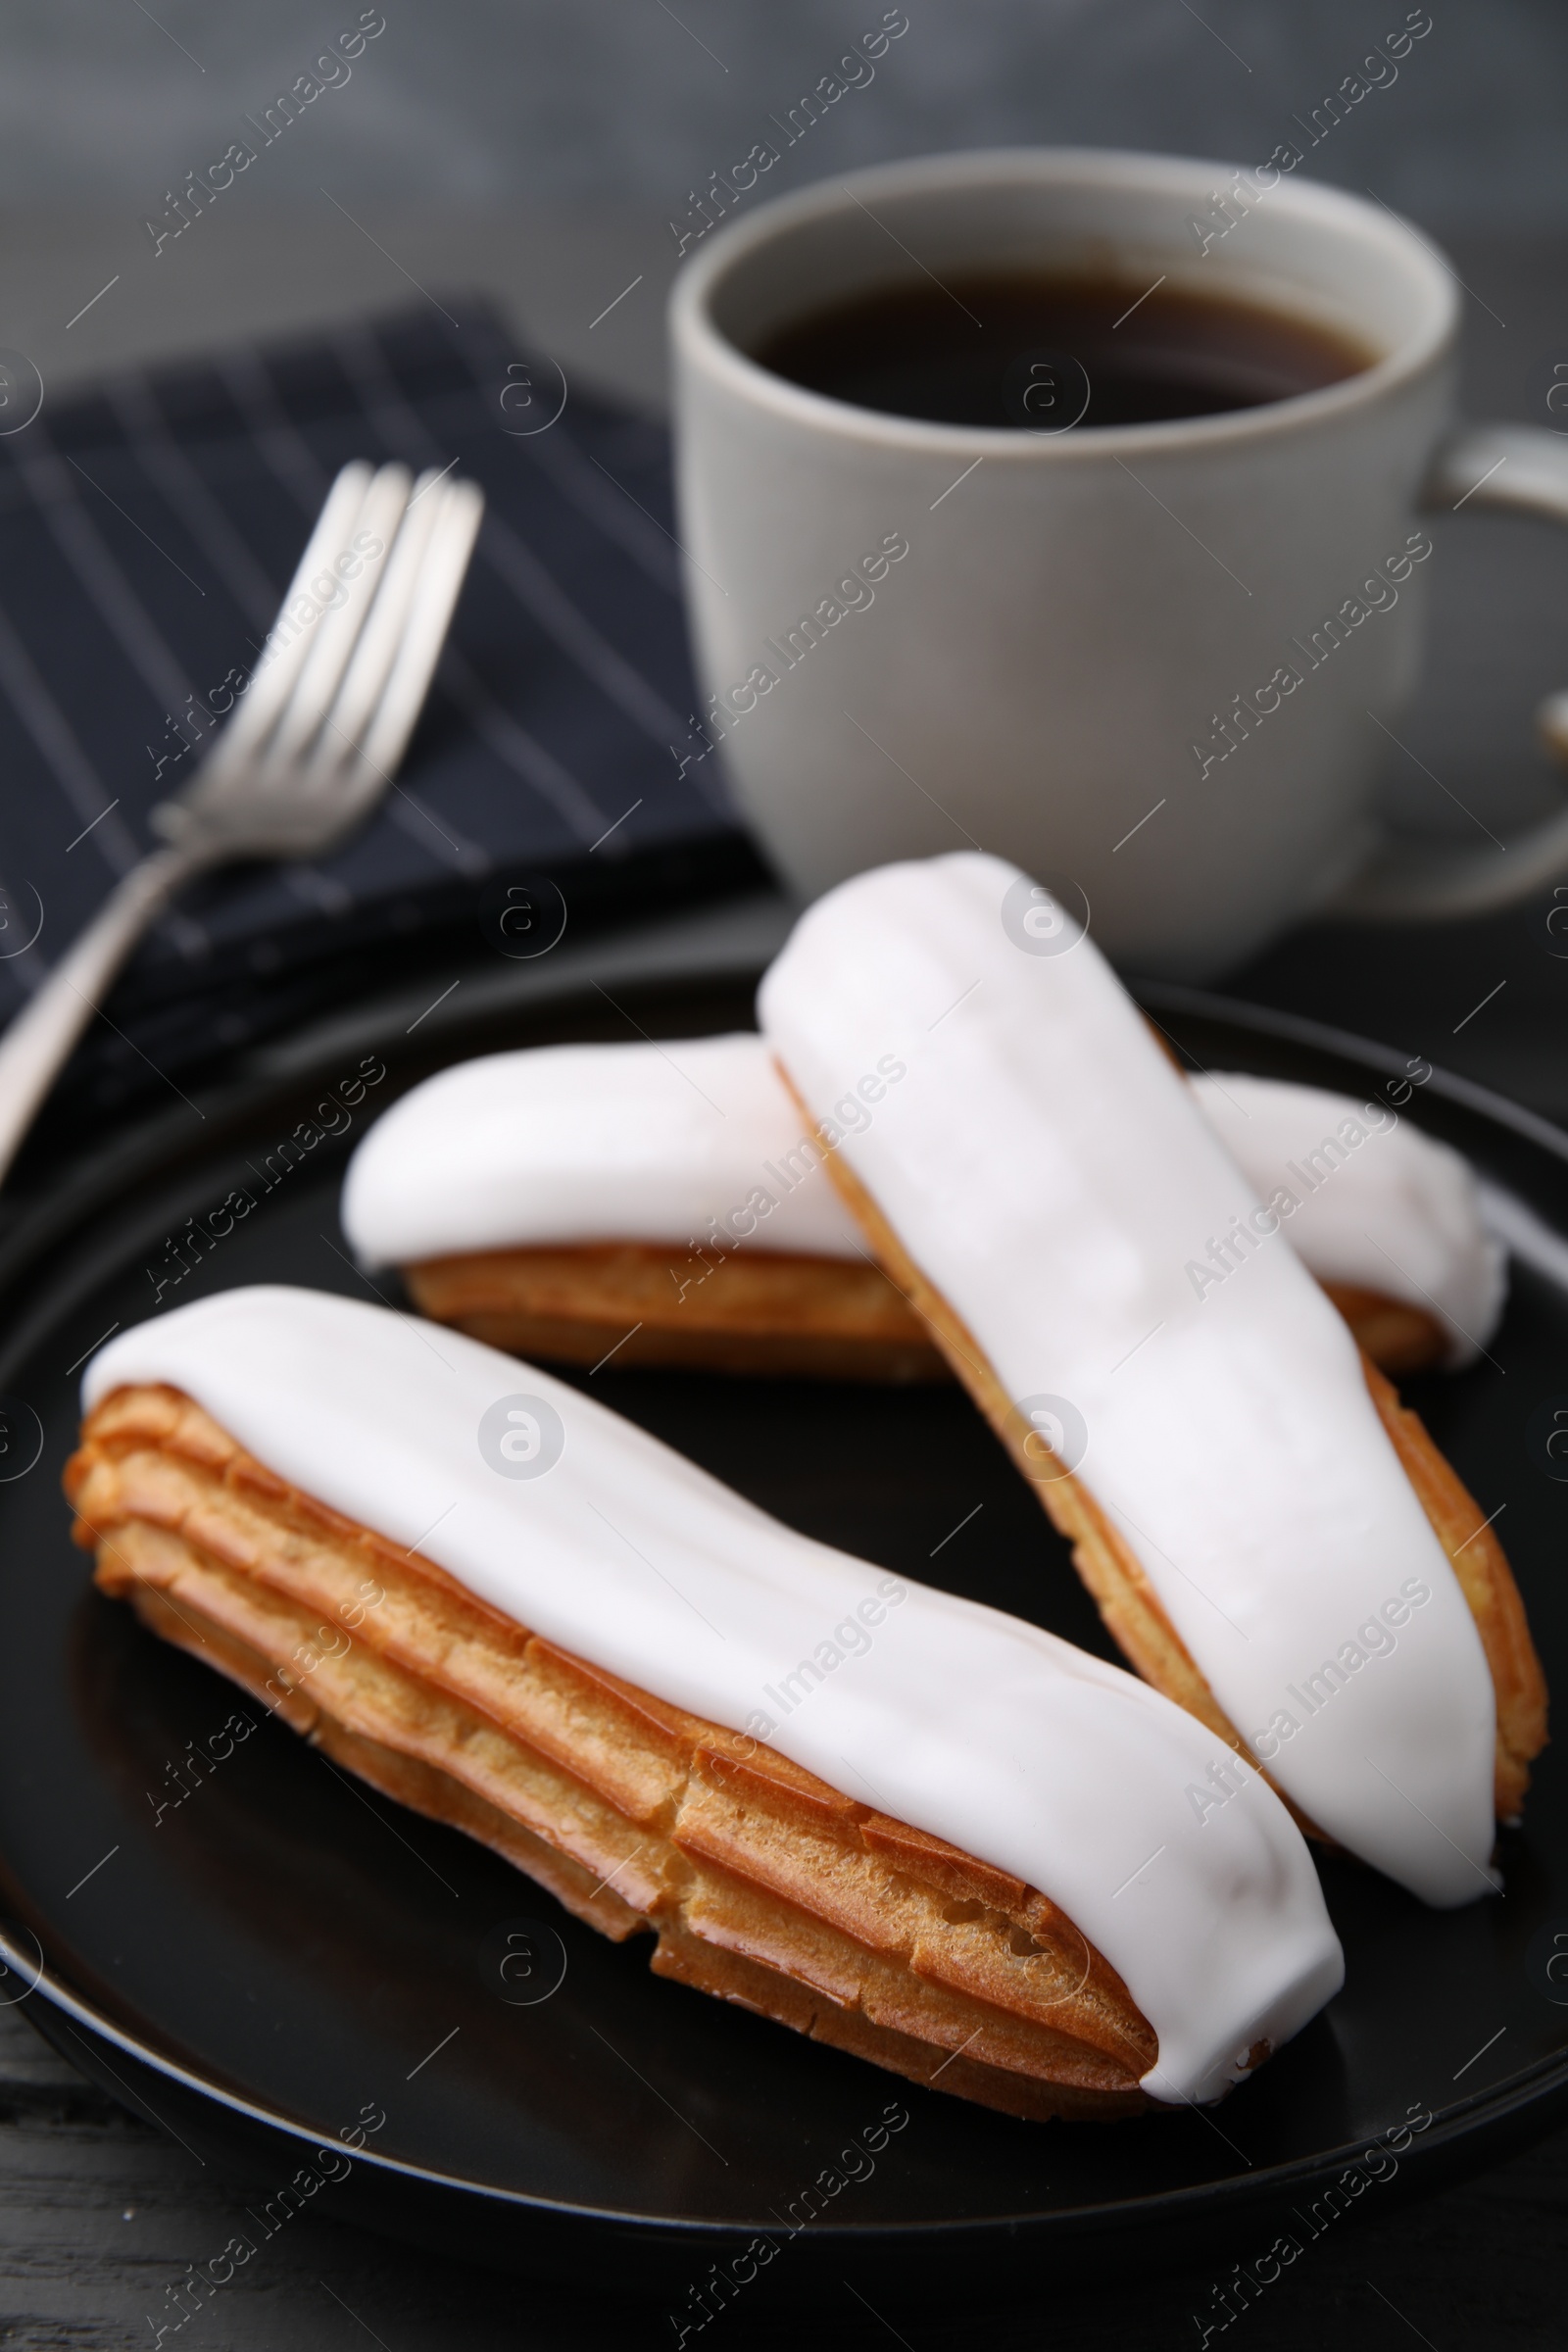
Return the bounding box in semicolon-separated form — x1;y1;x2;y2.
68;1286;1343;2117
759;853;1547;1907
341;1036;1502;1380
1187;1071;1503;1373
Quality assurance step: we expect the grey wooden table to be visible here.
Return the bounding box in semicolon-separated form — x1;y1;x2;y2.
1;1995;1563;2348
3;221;1568;2345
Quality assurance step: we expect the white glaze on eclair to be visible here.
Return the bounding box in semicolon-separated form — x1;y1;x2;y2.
759;853;1499;1909
83;1285;1343;2104
340;1036;853;1265
340;1037;1505;1365
1189;1072;1503;1367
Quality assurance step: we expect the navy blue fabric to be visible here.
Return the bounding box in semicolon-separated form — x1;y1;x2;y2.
0;299;752;1138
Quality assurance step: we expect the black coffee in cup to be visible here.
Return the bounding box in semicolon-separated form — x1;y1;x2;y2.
753;271;1374;430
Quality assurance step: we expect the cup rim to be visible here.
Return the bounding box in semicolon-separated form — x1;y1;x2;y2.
668;145;1459;460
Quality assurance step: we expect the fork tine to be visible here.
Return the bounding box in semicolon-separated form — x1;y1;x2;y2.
301;466;454;772
352;481;485;784
264;464;414;771
204;461;374;776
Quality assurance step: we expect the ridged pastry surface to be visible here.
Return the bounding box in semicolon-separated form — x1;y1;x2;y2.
77;1285;1342;2104
71;1390;1171;2122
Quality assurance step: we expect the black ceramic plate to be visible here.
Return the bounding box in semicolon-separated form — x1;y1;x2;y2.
0;968;1565;2294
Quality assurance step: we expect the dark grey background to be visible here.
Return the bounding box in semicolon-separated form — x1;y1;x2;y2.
10;0;1567;224
9;0;1566;408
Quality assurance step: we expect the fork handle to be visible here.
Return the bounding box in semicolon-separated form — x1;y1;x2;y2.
0;844;204;1191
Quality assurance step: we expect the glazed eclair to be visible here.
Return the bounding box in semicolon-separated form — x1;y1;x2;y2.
759;853;1546;1907
68;1286;1343;2117
340;1035;1503;1381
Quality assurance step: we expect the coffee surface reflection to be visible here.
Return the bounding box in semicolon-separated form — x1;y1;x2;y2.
754;271;1375;430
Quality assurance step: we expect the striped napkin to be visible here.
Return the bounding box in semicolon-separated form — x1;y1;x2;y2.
0;298;755;1155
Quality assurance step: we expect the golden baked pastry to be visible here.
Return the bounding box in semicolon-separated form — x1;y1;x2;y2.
1316;1284;1449;1377
66;1384;1164;2123
406;1244;1447;1384
406;1242;946;1382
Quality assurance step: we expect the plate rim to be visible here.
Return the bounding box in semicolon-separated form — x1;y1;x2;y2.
5;964;1568;2258
11;1927;1568;2254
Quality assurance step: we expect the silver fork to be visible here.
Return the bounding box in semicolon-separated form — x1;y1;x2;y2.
0;459;484;1189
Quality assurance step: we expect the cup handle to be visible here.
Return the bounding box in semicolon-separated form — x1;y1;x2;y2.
1328;422;1568;922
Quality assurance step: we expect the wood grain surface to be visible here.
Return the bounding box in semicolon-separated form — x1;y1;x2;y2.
0;1999;1563;2348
